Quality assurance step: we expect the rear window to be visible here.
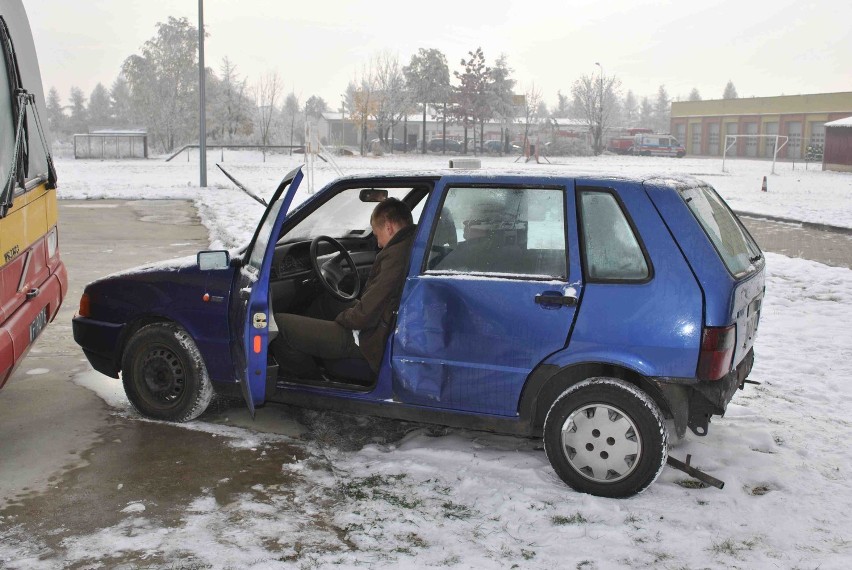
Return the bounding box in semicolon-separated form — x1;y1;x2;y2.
682;185;762;278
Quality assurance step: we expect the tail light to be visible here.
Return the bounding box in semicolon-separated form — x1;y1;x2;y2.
78;293;91;317
697;324;735;381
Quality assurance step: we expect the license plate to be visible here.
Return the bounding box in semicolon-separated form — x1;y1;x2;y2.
29;307;48;342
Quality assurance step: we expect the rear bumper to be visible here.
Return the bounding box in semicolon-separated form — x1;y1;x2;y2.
72;316;124;378
654;348;755;438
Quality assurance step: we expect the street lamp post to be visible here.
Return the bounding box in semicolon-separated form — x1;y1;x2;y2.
198;0;207;187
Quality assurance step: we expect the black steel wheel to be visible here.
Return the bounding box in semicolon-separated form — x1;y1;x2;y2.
121;322;213;422
543;378;668;498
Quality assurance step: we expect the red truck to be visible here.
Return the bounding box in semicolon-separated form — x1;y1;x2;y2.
606;128;653;154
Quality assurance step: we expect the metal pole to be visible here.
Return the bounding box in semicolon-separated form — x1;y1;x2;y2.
198;0;207;187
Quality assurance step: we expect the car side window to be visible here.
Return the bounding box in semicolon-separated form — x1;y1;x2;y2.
426;186;567;279
579;190;649;281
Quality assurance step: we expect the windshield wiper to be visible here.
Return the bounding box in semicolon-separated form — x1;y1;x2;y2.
216;164;268;207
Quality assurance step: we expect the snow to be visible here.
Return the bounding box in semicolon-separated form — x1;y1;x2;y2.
9;152;852;568
826;116;852;128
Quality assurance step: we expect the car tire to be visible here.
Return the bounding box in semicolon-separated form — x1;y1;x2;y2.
121;322;214;422
543;378;668;498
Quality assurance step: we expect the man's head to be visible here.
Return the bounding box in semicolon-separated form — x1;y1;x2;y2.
370;198;413;248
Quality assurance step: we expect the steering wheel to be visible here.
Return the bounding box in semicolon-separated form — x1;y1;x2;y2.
309;235;362;302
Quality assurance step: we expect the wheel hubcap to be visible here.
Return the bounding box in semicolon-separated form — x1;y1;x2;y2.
140;347;185;403
560;403;641;483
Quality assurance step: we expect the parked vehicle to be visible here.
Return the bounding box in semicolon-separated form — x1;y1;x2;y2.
0;0;68;389
73;165;764;497
367;138;406;152
483;139;504;153
633;134;686;158
427;138;462;153
606;128;653;155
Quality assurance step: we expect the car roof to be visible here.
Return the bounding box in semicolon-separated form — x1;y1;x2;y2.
327;168;703;189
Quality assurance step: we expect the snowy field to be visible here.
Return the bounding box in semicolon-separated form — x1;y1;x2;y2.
7;153;852;568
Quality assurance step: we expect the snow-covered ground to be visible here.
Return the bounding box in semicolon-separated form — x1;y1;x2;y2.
11;153;852;568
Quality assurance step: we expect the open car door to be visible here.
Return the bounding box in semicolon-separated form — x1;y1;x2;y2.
230;167;303;416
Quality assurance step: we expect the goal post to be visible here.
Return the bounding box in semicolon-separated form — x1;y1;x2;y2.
722;134;789;174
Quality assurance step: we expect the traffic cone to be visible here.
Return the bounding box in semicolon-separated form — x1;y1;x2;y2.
761;176;767;192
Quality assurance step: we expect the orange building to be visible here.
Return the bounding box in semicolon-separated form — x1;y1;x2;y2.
670;92;852;160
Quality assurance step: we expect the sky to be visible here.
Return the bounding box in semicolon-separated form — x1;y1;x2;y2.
23;0;852;110
2;152;851;567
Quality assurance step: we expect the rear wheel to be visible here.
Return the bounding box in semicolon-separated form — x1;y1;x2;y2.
543;378;668;498
121;323;213;422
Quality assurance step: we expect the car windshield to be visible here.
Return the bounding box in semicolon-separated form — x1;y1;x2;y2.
282;187;414;243
682;184;762;278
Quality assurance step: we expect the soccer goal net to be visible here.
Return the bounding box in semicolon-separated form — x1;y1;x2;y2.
721;134;788;174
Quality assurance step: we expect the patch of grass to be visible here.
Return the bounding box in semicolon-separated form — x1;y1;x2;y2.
710;537;760;557
338;473;421;508
676;479;709;489
750;485;771;496
552;512;588;526
442;501;474;520
521;549;536;560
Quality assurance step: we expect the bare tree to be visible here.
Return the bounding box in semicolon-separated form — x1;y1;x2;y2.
520;83;542;150
217;57;252;142
370;53;409;150
345;66;376;156
570;71;620;155
254;71;281;161
283;92;300;155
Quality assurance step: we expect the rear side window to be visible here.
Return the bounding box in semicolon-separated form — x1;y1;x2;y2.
579;190;649;281
682;185;761;278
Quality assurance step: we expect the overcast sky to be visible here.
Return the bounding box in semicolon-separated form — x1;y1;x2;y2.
24;0;852;109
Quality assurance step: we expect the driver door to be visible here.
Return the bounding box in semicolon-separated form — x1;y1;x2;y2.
230;167;304;415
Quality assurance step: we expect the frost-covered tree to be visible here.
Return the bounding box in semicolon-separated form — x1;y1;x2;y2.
622;90;638;127
723;80;738;99
371;53;409;149
487;54;516;152
46;87;65;137
88;83;112;128
638;97;654;128
305;95;328;120
553;90;570;118
570;71;620;155
122;16;199;152
403;48;450;153
688;88;702;101
654;85;670;133
214;57;252;143
67;86;88;134
453;47;490;153
254;71;281;160
283;92;301;154
110;75;133;127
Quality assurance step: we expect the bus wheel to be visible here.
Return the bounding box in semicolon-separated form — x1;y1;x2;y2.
543;378;668;498
121;323;213;422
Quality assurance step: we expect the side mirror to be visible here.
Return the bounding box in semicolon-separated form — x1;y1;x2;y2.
197;250;230;271
360;188;388;202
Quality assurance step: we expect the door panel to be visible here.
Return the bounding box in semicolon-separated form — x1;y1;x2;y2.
230;168;303;414
392;181;580;416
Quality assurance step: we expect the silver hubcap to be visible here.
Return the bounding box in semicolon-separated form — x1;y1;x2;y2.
560;403;641;483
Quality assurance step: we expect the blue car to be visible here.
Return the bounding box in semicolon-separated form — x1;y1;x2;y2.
73;165;765;497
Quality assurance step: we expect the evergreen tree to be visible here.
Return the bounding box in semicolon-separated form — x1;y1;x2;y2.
305;95;328;120
487;54;516;152
46;87;65;137
654;85;670;133
67;86;88;134
622;90;638;126
723;80;738;99
453;47;490;154
88;83;112;128
110;75;133;127
688;88;702;101
403;48;450;153
638;97;654;128
283;92;302;153
554;90;570;118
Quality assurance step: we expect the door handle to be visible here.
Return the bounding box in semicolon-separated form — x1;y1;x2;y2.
535;292;577;307
26;288;40;300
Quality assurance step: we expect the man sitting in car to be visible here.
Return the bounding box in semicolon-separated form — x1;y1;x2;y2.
271;198;416;377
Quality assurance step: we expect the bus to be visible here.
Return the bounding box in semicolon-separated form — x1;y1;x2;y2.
0;0;67;390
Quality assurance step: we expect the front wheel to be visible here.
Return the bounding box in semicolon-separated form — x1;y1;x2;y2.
543;378;668;498
121;322;214;422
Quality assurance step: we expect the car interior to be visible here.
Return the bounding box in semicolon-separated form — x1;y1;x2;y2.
266;179;432;389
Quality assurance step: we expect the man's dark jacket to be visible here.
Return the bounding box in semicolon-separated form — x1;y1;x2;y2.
335;224;416;371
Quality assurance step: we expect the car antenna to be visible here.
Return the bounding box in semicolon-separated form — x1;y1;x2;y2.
216;164;268;207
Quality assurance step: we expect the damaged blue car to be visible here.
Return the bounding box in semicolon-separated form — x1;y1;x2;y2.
73;164;765;497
